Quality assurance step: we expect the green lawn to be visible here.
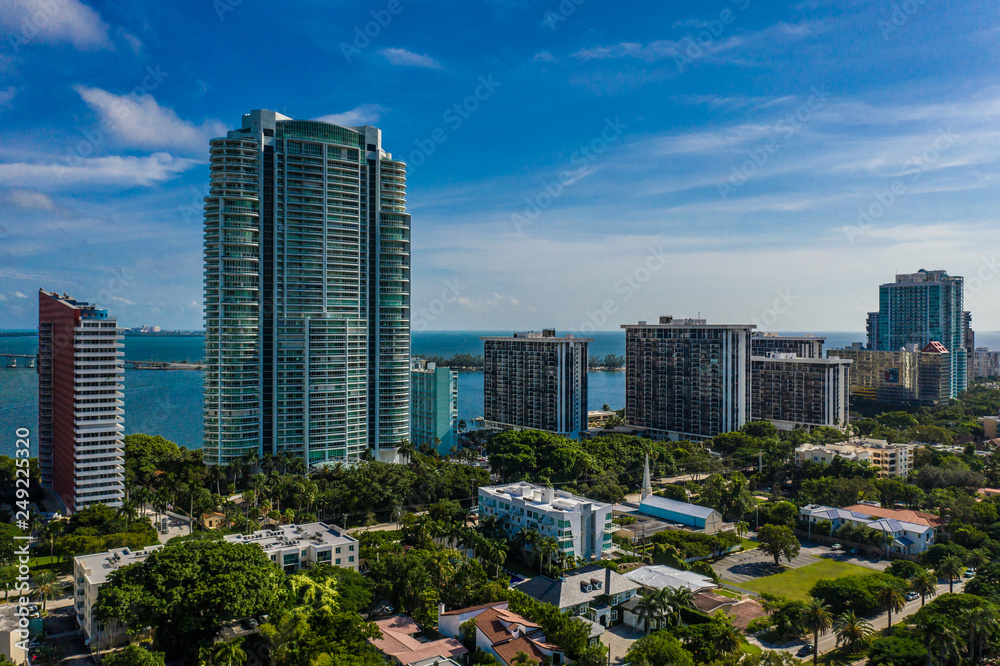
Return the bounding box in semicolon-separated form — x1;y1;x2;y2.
713;587;741;599
740;539;758;551
733;559;880;602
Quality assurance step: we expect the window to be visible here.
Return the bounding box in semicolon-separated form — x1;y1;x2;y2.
336;547;341;554
611;610;618;621
336;558;341;565
348;556;355;562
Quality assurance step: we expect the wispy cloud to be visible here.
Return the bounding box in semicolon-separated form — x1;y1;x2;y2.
1;0;112;50
74;87;227;154
0;86;17;110
314;104;386;126
0;153;199;188
3;189;58;211
14;292;27;299
379;47;444;70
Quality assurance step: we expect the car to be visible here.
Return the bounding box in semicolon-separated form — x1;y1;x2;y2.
241;617;258;630
965;568;976;578
797;645;816;657
831;543;842;550
905;591;919;601
258;614;269;624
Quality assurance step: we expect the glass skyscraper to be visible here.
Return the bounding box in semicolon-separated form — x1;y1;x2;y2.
203;110;410;467
867;269;969;399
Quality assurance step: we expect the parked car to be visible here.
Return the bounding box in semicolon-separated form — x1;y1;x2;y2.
241;617;258;630
797;645;816;657
831;543;842;550
965;568;976;578
905;591;919;601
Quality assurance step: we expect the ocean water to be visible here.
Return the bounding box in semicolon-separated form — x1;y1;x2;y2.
5;329;996;458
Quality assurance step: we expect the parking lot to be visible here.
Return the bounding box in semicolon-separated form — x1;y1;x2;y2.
712;540;890;586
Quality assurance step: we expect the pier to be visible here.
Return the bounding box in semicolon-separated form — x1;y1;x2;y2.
0;354;35;368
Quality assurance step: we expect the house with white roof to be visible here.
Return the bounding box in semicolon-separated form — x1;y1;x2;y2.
799;504;935;554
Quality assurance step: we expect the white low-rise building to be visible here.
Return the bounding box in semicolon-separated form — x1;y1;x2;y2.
478;482;614;560
74;545;163;643
799;504;934;555
794;439;915;478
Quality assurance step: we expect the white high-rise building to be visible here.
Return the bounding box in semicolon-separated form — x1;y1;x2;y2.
203;110;410;467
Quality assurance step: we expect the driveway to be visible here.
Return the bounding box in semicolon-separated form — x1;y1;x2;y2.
601;623;645;665
712;548;819;585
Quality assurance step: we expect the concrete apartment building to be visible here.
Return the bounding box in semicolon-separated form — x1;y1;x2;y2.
74;523;357;642
750;353;851;430
795;439;915;478
478;482;614;561
866;269;971;399
828;344;950;405
974;347;1000;378
751;332;825;359
481;330;590;437
622;317;753;441
203;110;410;469
38;290;125;513
410;359;458;455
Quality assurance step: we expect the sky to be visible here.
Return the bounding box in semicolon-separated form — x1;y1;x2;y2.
0;0;998;333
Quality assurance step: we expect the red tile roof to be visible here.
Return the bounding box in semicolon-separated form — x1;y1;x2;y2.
368;615;468;665
493;636;547;665
841;504;945;528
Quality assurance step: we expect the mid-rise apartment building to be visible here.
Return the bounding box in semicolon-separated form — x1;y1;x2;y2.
38;290;125;513
623;316;753;441
974;347;1000;378
74;523;357;641
751;333;825;359
203;110;410;468
410;359;458;455
794;438;915;478
828;344;949;405
478;482;613;561
750;353;851;430
867;269;970;398
481;330;590;436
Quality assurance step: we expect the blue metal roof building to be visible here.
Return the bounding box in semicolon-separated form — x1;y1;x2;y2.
637;496;723;533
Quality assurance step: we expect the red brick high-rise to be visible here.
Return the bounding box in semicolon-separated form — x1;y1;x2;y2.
38;290;125;513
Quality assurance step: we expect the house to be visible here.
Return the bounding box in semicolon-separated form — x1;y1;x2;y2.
200;511;228;530
620;565;735;632
439;601;568;665
799;504;935;555
513;564;642;632
368;615;468;666
637;496;723;533
841;503;946;532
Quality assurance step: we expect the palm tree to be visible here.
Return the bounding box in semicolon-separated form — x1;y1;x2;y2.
833;611;874;655
875;583;906;635
800;598;833;665
667;587;694;626
937;555;966;594
910;570;938;607
735;521;750;540
33;570;59;612
715;621;744;655
213;637;248;666
967;548;991;573
198;646;216;665
635;592;661;634
537;536;559;576
964;604;998;665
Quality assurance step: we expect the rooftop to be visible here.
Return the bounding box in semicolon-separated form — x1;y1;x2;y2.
223;522;356;552
514;564;640;609
622;315;755;330
368;615;468;666
75;545;163;586
841;504;945;529
481;482;610;512
638;495;719;520
624;565;716;592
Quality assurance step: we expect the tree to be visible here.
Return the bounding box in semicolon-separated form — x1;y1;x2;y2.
666;587;694;626
937;555;966;594
756;524;800;566
104;645;167;666
833;611;874;654
634;592;661;634
867;635;927;666
799;598;833;665
875;583;905;635
33;569;59;612
625;632;695;666
94;540;283;662
213;637;248;666
910;570;938;607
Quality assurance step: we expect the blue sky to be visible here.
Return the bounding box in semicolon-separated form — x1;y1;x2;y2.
0;0;998;333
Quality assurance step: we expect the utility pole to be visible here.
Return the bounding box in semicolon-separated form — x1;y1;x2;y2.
758;451;763;474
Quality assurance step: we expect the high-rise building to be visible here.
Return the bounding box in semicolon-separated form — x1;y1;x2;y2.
866;269;968;398
622;316;753;441
410;359;458;455
750;332;824;359
481;330;589;436
974;347;1000;378
827;344;949;405
750;353;851;430
203;110;410;467
38;290;124;513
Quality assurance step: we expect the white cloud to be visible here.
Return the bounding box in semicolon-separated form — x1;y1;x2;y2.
121;31;142;54
379;48;444;70
14;292;27;299
4;189;56;211
74;86;227;154
0;153;199;188
314;104;385;126
1;0;111;50
0;86;17;110
112;296;135;305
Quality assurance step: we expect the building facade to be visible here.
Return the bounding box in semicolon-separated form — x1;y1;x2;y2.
794;439;914;478
799;504;934;555
750;353;851;430
410;359;457;455
866;269;969;398
481;330;590;436
38;290;125;513
828;345;949;405
623;317;753;441
478;482;614;561
636;495;723;533
750;333;825;359
974;347;1000;378
203;110;410;468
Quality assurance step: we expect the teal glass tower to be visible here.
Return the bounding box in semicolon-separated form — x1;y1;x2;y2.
203;110;410;467
867;269;969;399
